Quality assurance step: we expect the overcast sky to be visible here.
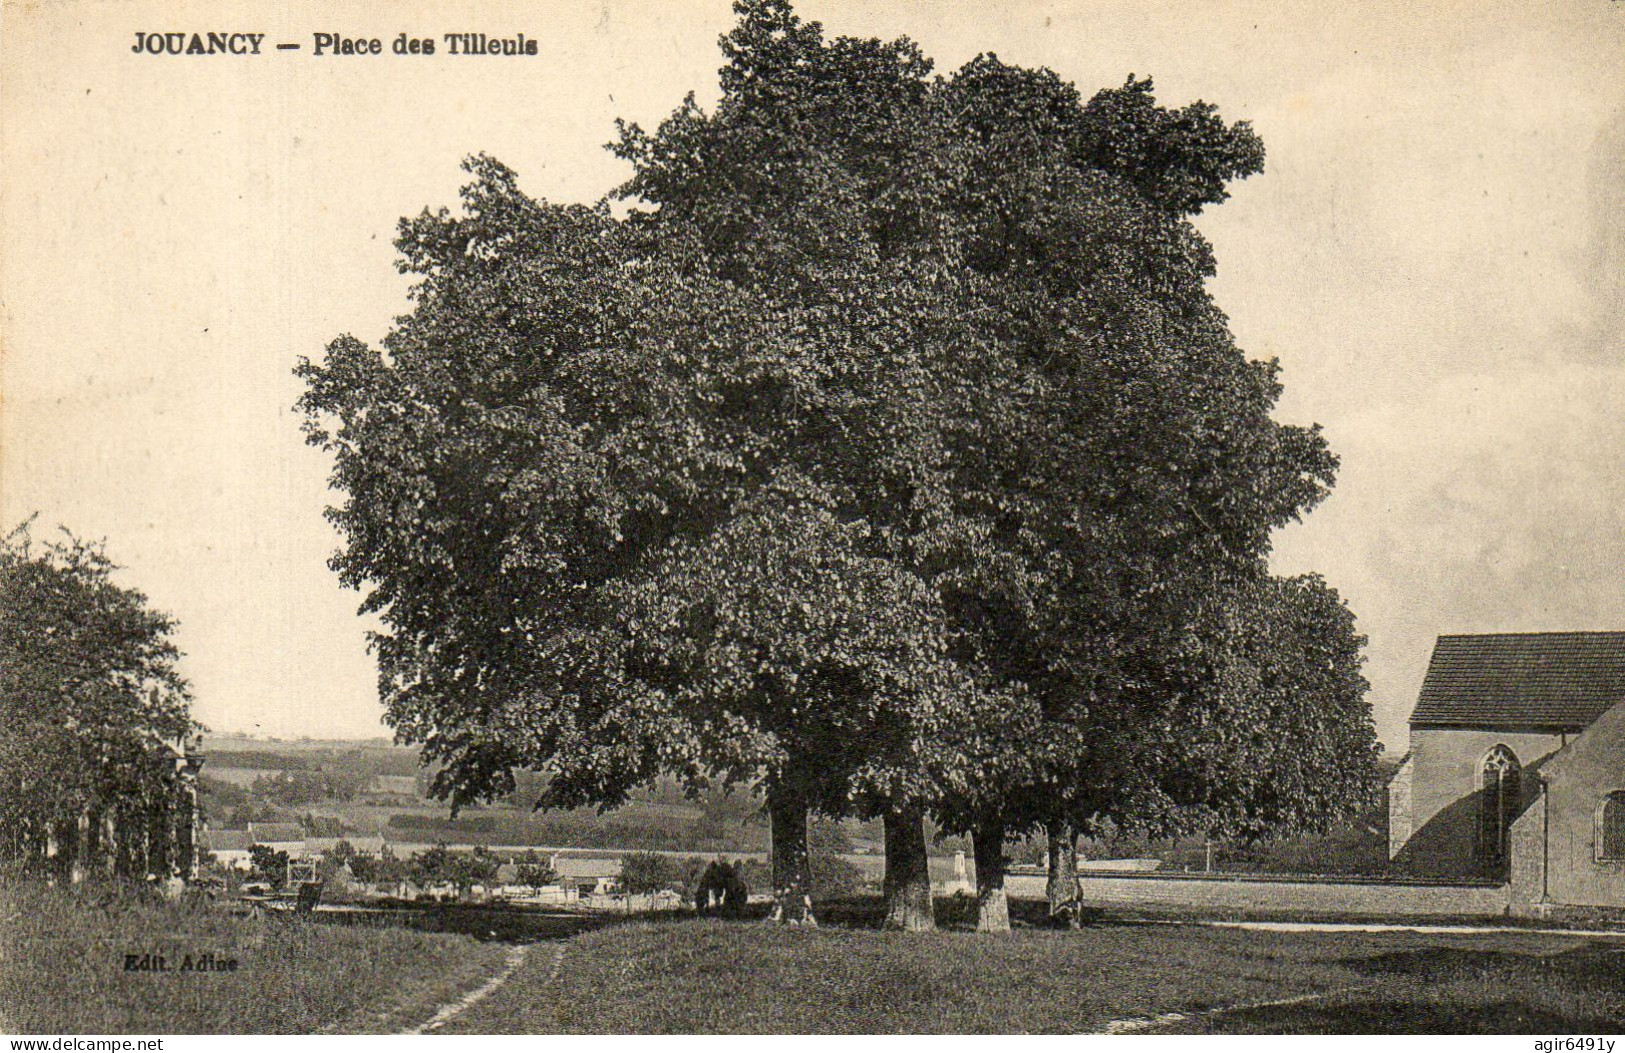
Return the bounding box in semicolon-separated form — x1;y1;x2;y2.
4;0;1622;747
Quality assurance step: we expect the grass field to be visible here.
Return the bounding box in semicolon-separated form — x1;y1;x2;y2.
7;880;1623;1034
0;881;507;1034
439;911;1625;1034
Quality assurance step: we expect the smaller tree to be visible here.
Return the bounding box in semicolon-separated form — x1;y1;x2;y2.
374;846;408;887
0;519;197;877
347;851;379;884
443;846;500;896
514;861;557;888
621;852;683;895
409;843;451;887
248;844;289;889
327;838;357;866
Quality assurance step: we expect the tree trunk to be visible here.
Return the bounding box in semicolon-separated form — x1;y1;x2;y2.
69;811;89;885
767;784;816;926
882;803;935;931
1045;819;1079;927
118;803;145;879
83;807;103;880
973;820;1010;933
102;812;119;878
44;820;61;885
147;796;172;879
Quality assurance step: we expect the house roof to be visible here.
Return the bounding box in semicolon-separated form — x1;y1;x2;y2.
202;829;255;852
1411;632;1625;730
553;857;621;879
1540;698;1625;783
305;836;386;855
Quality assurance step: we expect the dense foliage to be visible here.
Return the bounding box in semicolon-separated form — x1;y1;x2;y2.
297;0;1380;927
0;519;197;868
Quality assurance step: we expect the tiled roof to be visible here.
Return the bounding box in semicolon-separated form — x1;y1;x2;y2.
305;836;386;855
553;857;621;879
202;829;254;852
1411;632;1625;729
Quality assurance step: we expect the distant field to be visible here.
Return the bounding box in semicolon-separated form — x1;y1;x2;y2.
202;767;271;787
0;881;506;1034
440;911;1625;1034
197;736;1386;872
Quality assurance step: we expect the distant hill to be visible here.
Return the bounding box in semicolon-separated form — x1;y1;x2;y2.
203;737;422;777
198;737;1393;866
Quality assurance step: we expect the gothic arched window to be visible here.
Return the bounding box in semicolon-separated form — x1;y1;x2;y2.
1600;792;1625;862
1479;745;1521;866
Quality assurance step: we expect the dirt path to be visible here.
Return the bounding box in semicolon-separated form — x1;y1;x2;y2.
1191;919;1625;939
403;943;534;1035
1100;986;1367;1034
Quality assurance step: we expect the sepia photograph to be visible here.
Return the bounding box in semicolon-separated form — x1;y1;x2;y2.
2;0;1624;1037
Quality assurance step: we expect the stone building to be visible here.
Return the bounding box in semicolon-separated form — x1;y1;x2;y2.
1388;631;1625;910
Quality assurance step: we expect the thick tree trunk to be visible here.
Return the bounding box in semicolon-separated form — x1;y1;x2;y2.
1045;820;1079;927
973;820;1010;933
767;784;816;926
882;804;935;932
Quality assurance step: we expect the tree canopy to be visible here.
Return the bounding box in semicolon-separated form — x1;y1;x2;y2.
297;0;1380;928
0;519;197;867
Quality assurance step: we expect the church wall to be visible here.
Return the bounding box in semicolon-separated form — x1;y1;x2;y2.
1391;727;1565;878
1507;790;1546;907
1537;709;1625;909
1387;752;1413;860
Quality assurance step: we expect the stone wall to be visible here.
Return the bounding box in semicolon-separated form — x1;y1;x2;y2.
1005;871;1511;917
1508;789;1547;908
1531;704;1625;909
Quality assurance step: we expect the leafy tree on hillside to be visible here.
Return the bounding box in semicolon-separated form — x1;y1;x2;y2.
408;843;453;888
0;519;198;876
347;851;378;884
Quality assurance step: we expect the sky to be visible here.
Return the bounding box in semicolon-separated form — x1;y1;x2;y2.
3;0;1622;748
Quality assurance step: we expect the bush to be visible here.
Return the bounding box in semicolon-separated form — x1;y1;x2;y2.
248;844;289;889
